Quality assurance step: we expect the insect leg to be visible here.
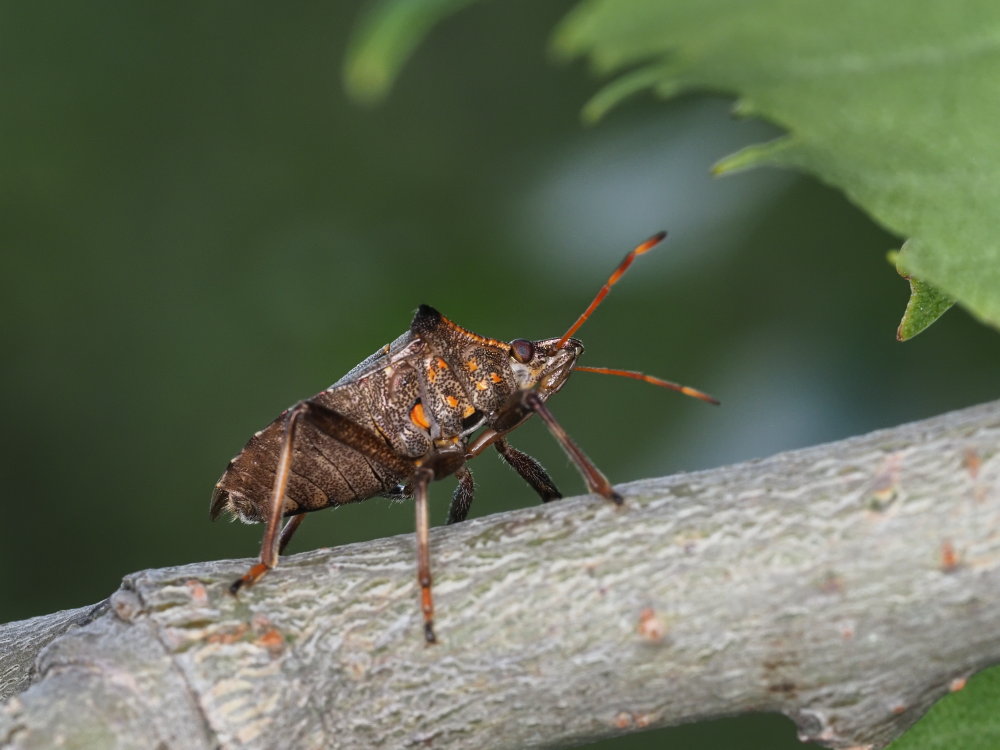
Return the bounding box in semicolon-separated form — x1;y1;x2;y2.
413;465;438;643
523;391;622;505
446;466;475;524
231;401;307;594
495;438;562;502
278;513;306;555
230;400;415;594
466;427;501;458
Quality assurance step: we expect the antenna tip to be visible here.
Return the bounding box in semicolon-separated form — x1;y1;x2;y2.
681;386;720;405
636;230;668;255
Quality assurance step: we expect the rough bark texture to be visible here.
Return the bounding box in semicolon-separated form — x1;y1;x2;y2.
2;401;999;749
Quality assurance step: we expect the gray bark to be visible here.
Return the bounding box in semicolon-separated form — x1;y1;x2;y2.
2;400;1000;750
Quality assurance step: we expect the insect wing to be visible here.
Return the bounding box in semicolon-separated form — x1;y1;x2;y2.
331;330;420;387
212;333;427;524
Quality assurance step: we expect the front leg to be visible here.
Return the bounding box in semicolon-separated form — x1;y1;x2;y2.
523;391;622;505
495;438;562;502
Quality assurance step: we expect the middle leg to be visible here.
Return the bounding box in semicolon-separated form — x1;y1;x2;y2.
278;513;306;555
446;466;475;525
495;438;562;502
413;465;438;644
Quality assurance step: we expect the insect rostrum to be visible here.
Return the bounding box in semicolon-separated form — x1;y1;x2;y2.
211;231;716;643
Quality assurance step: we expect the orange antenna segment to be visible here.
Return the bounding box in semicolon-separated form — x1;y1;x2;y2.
556;231;667;349
574;366;720;405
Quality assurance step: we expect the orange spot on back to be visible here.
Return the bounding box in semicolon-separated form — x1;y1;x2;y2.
466;360;479;372
474;380;488;391
462;404;476;418
488;372;502;384
445;395;459;408
435;357;448;370
410;402;430;429
426;367;437;382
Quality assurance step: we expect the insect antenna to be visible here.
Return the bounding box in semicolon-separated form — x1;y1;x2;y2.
574;366;719;405
556;230;667;349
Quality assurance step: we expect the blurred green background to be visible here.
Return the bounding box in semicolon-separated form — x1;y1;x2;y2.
3;2;999;748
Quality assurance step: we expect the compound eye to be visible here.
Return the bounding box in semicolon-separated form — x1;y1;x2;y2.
509;338;535;364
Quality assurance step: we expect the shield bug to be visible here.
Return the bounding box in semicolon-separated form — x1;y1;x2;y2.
211;231;717;642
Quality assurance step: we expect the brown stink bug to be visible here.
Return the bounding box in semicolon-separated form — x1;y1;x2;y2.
211;231;717;642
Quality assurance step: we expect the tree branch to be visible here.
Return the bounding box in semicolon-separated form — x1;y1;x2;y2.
2;401;1000;749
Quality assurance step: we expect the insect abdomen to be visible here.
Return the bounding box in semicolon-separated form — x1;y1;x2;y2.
211;403;405;523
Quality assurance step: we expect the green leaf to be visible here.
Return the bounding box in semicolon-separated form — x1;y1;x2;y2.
344;0;481;104
887;666;1000;750
890;247;956;341
554;0;1000;333
343;0;1000;335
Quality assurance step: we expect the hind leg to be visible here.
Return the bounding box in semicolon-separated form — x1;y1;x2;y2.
230;402;308;594
230;400;416;594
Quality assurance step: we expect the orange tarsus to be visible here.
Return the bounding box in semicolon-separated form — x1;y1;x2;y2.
231;562;270;594
557;231;667;349
574;366;719;405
